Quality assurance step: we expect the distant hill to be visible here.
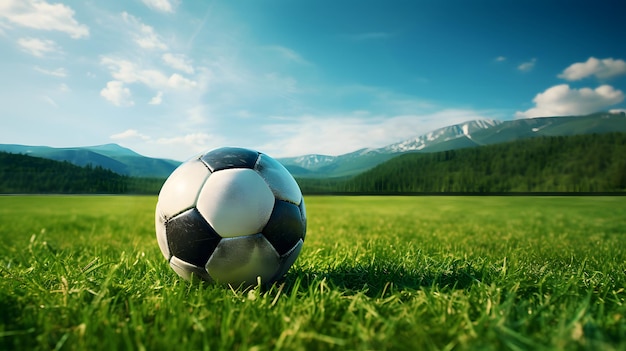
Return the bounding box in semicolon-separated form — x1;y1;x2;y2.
280;112;626;178
296;132;626;193
3;112;625;180
0;143;180;178
4;133;625;194
0;152;164;194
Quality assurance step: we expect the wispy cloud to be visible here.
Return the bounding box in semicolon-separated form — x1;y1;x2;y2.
265;45;311;65
34;66;67;77
162;53;194;74
155;132;229;159
0;0;89;38
515;84;624;118
558;57;626;81
518;58;537;72
495;56;506;62
100;56;198;91
186;2;215;48
149;91;163;105
110;129;150;140
121;12;167;50
109;128;226;160
17;37;61;57
141;0;179;13
259;109;494;157
42;95;58;107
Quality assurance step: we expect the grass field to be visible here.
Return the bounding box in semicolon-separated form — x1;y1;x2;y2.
1;195;625;350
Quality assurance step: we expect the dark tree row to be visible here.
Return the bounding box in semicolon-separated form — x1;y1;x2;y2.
297;133;626;193
0;152;165;194
3;133;626;195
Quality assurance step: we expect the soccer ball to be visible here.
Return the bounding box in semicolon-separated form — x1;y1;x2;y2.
155;147;306;287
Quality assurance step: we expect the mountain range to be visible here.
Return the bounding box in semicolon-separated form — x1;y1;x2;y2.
0;143;180;178
278;112;626;177
2;112;624;179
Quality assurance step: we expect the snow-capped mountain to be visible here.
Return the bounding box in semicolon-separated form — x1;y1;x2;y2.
279;119;501;176
3;112;623;179
381;119;501;153
279;112;626;178
287;154;338;169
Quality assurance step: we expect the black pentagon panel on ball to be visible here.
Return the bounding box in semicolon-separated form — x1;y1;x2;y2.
166;208;222;267
170;256;214;283
262;200;306;255
200;147;260;172
299;198;307;240
271;239;303;283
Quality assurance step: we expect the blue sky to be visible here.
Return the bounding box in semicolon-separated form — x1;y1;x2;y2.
1;0;625;160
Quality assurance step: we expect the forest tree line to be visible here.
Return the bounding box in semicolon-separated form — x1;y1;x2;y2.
296;132;626;193
0;152;164;194
2;132;626;194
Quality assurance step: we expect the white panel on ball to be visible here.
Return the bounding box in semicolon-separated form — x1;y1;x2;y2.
157;159;211;218
206;234;280;287
255;154;302;205
197;168;274;238
155;210;170;259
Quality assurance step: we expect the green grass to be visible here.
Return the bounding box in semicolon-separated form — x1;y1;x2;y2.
1;195;625;350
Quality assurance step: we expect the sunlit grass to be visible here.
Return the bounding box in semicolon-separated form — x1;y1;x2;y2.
1;195;625;350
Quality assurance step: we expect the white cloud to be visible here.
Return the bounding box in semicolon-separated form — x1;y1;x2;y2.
101;57;152;83
0;0;88;38
518;58;536;72
259;109;492;157
107;129;226;161
162;53;194;74
558;57;626;81
149;91;163;105
17;37;60;57
168;73;198;89
155;132;226;157
100;56;198;91
121;12;167;50
100;80;134;107
34;66;66;77
107;131;224;161
110;129;150;140
156;133;212;146
515;84;624;118
495;56;506;62
141;0;179;13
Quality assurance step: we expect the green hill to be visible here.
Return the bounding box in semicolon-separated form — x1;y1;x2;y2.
0;144;180;178
283;112;626;178
4;133;626;194
297;133;626;193
0;152;164;194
